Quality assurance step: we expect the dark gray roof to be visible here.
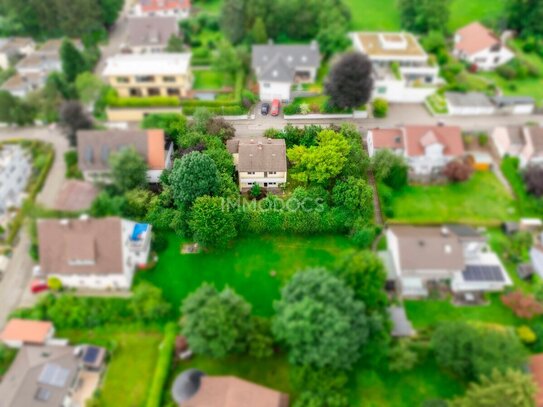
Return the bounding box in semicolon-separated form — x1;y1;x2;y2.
462;265;505;282
125;16;178;48
77;130;149;172
492;96;535;106
445;92;494;108
252;42;321;82
388;306;414;337
172;369;205;404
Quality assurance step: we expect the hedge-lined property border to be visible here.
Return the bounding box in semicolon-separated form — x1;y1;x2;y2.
4;140;55;245
145;323;177;407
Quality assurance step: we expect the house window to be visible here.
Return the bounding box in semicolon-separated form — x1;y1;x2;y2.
129;88;142;96
268;171;277;175
135;75;155;83
377;86;386;94
167;88;180;96
147;88;161;96
163;76;176;83
117;77;129;83
263;83;270;88
247;171;255;175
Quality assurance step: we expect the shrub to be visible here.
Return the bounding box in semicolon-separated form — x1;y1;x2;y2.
517;325;537;344
182;105;246;116
283;103;301;115
372;98;389;118
502;290;543;319
108;96;180;107
47;277;63;292
249;184;262;199
478;133;489;147
146;323;177;407
443;160;473;182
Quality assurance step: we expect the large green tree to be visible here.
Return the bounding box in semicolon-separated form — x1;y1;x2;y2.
432;322;526;381
398;0;450;33
450;369;536;407
371;149;409;190
109;147;148;193
273;268;369;370
130;282;171;322
506;0;543;38
169;152;220;207
287;129;351;185
220;0;247;44
332;177;374;222
189;196;237;248
181;284;251;357
61;39;87;82
335;251;387;313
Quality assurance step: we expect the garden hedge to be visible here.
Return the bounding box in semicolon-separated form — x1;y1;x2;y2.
146;323;178;407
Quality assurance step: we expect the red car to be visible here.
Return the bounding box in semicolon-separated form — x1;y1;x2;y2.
31;279;49;294
271;99;281;116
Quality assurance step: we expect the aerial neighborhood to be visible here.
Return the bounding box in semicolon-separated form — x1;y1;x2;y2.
1;0;543;406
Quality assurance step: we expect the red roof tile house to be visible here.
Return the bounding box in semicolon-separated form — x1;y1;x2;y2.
0;319;55;348
131;0;191;20
453;22;514;71
36;217;151;291
367;125;465;179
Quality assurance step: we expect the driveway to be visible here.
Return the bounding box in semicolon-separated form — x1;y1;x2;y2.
0;126;69;327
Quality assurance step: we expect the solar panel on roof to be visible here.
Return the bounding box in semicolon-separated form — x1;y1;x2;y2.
463;265;505;282
83;346;100;364
38;363;70;388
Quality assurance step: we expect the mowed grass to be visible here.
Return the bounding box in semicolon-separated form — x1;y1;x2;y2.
386;172;517;224
405;294;522;330
193;70;230;90
59;326;163;407
136;234;355;316
346;0;506;31
351;356;464;406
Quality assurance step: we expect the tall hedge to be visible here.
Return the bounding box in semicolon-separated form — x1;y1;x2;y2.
146;323;178;407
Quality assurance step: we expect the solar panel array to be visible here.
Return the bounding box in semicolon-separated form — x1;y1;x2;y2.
463;265;505;282
38;363;70;388
83;346;100;364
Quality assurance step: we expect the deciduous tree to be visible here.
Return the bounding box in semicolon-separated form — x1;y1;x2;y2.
130;282;171;322
59;100;92;146
181;284;251;357
524;165;543;197
325;52;374;109
60;39;87;82
444;159;473;182
189;196;237;248
273;268;369;370
109;147;148;193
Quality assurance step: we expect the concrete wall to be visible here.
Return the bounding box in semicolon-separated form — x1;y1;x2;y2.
106;107;182;122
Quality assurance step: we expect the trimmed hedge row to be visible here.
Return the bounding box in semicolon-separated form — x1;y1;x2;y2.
5;141;55;245
108;96;181;108
183;105;248;116
145;323;178;407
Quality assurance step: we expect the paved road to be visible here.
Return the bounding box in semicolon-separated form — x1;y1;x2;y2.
231;104;543;137
95;0;133;76
0;127;68;327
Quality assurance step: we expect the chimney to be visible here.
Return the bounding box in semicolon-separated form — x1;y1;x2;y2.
250;138;255;144
59;219;70;227
258;141;263;150
441;226;449;236
267;138;272;144
79;214;90;222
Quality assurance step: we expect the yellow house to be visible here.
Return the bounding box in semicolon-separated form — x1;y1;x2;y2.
103;53;193;98
227;137;287;191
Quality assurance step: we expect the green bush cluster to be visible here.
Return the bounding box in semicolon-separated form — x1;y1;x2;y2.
496;58;540;80
183;105;247;116
107;95;181;108
145;323;177;407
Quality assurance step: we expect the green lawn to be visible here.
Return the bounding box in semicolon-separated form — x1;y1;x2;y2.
501;156;543;217
136;234;354;316
385;172;518;224
405;294;522;330
193;70;231;90
345;0;506;31
351;356;464;406
59;326;163;407
193;0;223;14
0;347;17;377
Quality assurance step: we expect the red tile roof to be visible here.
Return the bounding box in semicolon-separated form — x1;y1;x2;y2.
140;0;191;12
404;125;464;157
370;129;405;150
455;22;500;56
0;319;53;344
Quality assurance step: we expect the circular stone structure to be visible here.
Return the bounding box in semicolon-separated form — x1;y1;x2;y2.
171;369;205;404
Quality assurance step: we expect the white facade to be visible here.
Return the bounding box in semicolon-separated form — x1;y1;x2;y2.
238;171;287;190
446;101;495;116
351;32;441;103
0;38;35;70
48;220;151;291
258;81;291;102
0;145;31;220
453;39;514;71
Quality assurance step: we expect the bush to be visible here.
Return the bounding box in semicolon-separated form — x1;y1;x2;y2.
478;133;489;147
372;98;389;118
283;103;301;115
47;277;63;292
108;95;180;107
517;325;537;344
64;151;83;179
146;323;177;407
183;105;246;116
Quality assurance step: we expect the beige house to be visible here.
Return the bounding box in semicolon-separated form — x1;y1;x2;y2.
227;137;287;191
103;53;192;98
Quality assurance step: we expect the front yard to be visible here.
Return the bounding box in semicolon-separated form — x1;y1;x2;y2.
136;234;355;316
382;172;518;224
59;326;163;407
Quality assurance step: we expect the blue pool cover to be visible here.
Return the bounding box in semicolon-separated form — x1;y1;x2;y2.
131;223;149;241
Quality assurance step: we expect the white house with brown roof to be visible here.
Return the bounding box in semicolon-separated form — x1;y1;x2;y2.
0;319;55;349
77;129;173;183
130;0;191;20
387;225;512;297
36;216;151;290
453;22;514;71
492;125;543;168
0;37;35;69
350;32;441;103
367;125;465;178
227;137;287;191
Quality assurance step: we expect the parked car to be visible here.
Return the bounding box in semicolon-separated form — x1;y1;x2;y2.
31;279;49;294
271;99;280;116
261;102;270;115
